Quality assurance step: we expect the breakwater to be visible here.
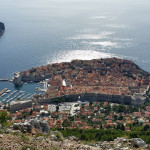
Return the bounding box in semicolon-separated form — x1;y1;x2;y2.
0;79;12;82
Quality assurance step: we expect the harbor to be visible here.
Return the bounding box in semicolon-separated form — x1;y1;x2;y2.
0;89;34;104
0;79;47;104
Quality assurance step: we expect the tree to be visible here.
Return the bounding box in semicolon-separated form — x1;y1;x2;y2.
117;104;126;113
0;111;9;127
129;105;138;113
100;102;104;108
114;115;118;121
129;131;138;138
68;116;74;122
62;119;70;127
95;133;101;140
120;124;125;131
56;105;59;112
143;125;150;131
105;104;111;114
80;134;87;140
118;115;123;120
89;100;93;107
140;105;146;110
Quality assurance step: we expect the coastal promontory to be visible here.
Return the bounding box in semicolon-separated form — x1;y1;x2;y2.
13;57;150;106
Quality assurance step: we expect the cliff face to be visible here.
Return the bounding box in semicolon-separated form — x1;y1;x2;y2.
0;22;5;36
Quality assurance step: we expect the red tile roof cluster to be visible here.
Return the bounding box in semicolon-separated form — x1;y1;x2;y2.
23;58;149;98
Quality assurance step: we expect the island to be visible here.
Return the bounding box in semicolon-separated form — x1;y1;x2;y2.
0;22;5;36
13;57;150;106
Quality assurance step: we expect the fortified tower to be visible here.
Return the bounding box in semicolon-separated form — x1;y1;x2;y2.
13;72;22;85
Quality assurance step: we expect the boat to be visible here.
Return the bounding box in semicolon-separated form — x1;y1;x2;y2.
6;90;11;93
6;90;17;99
1;93;7;97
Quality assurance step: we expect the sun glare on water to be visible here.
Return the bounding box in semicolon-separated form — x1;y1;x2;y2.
47;50;117;64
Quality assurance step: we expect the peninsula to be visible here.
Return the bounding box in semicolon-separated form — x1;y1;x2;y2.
0;58;150;150
13;58;150;106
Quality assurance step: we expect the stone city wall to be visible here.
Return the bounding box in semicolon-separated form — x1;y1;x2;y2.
10;100;32;113
35;93;137;106
22;75;51;82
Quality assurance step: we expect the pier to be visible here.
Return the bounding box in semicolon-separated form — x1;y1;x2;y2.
0;79;12;82
0;88;8;95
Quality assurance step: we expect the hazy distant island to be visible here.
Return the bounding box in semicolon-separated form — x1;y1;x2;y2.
0;22;5;36
13;57;150;106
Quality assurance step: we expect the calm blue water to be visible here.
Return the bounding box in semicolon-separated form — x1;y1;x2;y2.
0;0;150;99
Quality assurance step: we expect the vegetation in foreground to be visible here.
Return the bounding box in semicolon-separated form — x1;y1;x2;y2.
52;126;150;144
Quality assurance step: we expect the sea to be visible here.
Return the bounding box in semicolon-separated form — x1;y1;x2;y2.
0;0;150;102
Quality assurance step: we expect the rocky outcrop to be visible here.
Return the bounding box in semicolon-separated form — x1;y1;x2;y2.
0;133;149;150
0;133;99;150
131;138;147;148
13;119;50;134
96;137;148;149
0;22;5;36
13;122;32;133
30;119;50;134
